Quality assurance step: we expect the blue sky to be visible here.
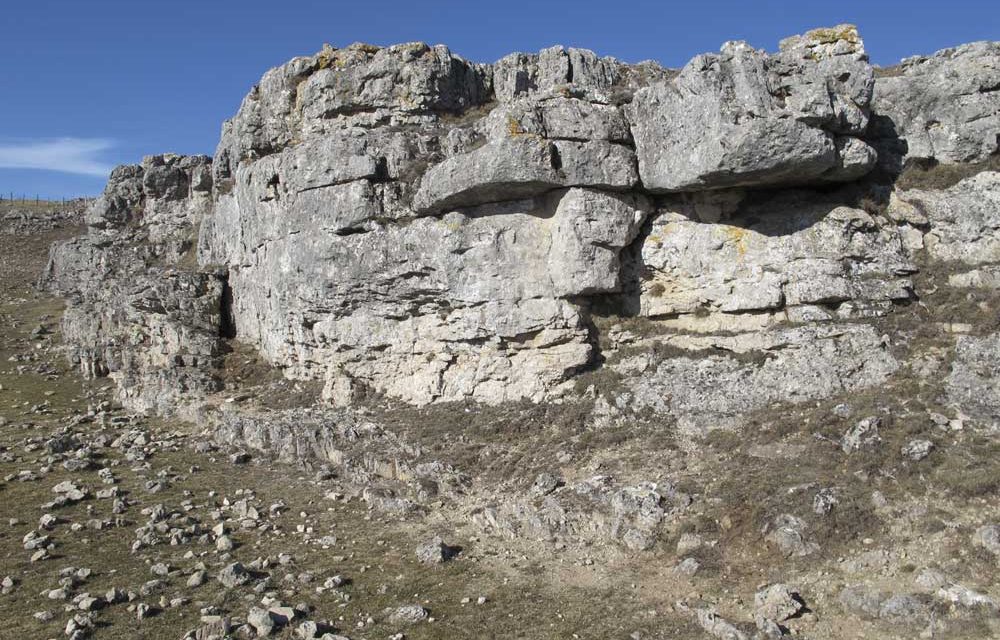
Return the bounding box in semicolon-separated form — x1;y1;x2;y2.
2;0;997;199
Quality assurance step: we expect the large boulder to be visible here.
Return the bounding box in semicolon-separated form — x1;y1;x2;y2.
212;42;492;187
627;25;876;191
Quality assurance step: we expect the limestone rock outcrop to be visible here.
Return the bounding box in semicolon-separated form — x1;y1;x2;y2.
45;154;225;415
45;26;1000;425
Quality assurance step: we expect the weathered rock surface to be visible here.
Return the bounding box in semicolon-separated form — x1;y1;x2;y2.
873;41;1000;166
626;189;915;321
202;185;647;406
628;26;875;191
45;154;224;415
613;324;898;429
947;332;1000;430
44;25;1000;429
891;172;1000;265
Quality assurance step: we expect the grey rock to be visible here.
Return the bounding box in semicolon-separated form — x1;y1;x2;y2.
628;26;873;192
839;585;887;618
754;615;786;639
691;607;748;640
412;136;638;214
492;45;657;101
813;489;838;515
673;557;701;577
187;616;231;640
217;562;251;589
77;596;101;612
841;416;882;453
296;621;321;639
529;472;563;497
675;533;703;555
387;604;429;624
973;524;1000;557
947;332;1000;430
631;189;914;320
267;604;296;626
65;613;95;637
415;536;457;564
936;582;998;610
105;587;125;604
215;534;234;552
620;324;898;428
893;173;1000;266
44;154;222;415
754;584;804;622
901;439;934;461
765;514;819;557
203;185;647;406
915;568;948;591
214;42;490;186
247;607;275;636
873;41;1000;165
878;594;931;624
40;27;1000;436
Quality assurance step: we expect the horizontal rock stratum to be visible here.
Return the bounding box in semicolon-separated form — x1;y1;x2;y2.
45;25;1000;419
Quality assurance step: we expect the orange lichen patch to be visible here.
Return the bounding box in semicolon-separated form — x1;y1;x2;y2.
507;115;527;137
722;226;750;258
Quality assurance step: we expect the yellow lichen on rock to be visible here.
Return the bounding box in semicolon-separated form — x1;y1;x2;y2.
805;24;860;46
315;43;340;70
779;24;865;60
507;115;527;137
722;225;749;258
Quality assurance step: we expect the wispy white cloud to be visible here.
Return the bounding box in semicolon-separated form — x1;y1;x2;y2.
0;138;114;177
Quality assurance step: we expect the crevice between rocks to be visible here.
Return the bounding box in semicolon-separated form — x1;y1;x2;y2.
219;273;237;339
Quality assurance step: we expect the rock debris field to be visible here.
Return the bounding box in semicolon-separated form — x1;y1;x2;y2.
2;24;1000;639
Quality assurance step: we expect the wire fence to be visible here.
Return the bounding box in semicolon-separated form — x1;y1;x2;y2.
0;193;93;209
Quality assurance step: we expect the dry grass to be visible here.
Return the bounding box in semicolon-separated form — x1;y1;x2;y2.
895;156;1000;191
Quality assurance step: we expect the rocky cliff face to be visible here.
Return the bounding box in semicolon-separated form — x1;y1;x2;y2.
45;26;1000;424
45;155;225;415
